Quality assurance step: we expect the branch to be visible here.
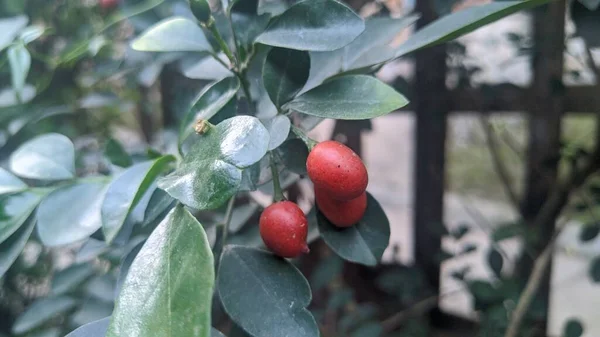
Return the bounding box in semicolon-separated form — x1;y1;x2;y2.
503;217;567;337
504;120;600;337
480;116;521;211
380;288;463;333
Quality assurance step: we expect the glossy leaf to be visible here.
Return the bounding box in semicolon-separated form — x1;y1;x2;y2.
115;241;144;298
159;116;269;210
20;25;45;44
275;138;309;175
263;47;310;108
105;139;132;167
317;193;390;266
65;317;110;337
255;0;365;51
264;115;291;150
0;167;27;195
0;191;42;245
143;188;175;227
286;75;407;120
357;0;552;67
10;133;75;180
0;16;28;51
180;54;233;80
179;77;240;145
343;15;419;70
131;17;212;52
12;296;77;334
37;181;107;246
107;206;214;337
52;264;95;295
102;156;174;243
7;44;31;99
0;216;35;278
218;245;318;337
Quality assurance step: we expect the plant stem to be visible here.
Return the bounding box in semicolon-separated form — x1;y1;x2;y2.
237;71;253;101
291;125;318;150
204;17;236;66
269;152;285;202
221;196;236;248
227;12;242;64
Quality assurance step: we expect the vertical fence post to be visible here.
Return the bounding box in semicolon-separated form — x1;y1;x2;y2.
413;0;449;323
521;0;566;333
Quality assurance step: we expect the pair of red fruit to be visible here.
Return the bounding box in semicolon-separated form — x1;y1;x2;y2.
260;141;368;258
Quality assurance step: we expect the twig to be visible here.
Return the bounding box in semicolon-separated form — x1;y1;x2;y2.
479;116;521;211
269;152;285;202
381;288;464;333
504;217;568;337
221;196;236;248
504;121;600;336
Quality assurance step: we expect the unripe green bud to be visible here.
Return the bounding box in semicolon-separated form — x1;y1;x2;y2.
189;0;211;23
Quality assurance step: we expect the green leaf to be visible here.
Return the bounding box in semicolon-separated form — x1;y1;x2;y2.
263;47;310;108
343;15;419;70
7;44;31;100
492;222;524;242
52;264;95;295
218;245;318;337
589;256;600;283
358;0;552;66
65;317;110;337
0;191;42;245
0;167;27;195
37;181;107;247
286;75;408;120
132;17;212;52
317;193;390;266
12;296;77;334
102;156;175;243
105;138;132;167
580;223;600;242
179;77;240;145
579;0;600;10
107;205;214;337
563;319;584;337
263;115;291;151
70;299;113;328
159;116;270;210
143;188;175;227
255;0;365;51
487;248;503;278
275;138;309;175
212;328;227;337
10;133;75;180
0;216;35;278
75;238;108;264
19;25;45;44
0;16;28;52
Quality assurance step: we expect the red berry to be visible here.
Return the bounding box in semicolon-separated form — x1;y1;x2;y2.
259;201;309;258
315;188;367;227
100;0;119;9
306;141;368;201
